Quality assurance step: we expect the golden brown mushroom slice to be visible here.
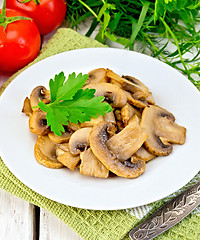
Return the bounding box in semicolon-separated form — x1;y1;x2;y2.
131;146;156;163
34;135;63;169
86;68;109;85
104;109;116;124
90;121;146;179
125;91;148;109
48;130;71;144
30;86;50;111
107;115;148;161
29;109;50;135
122;75;149;98
140;105;186;156
68;127;93;155
22;97;33;117
56;143;80;171
146;92;155;105
84;83;127;108
106;69;149;98
80;148;109;178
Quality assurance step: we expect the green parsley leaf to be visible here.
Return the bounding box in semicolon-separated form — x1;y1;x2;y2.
49;71;66;102
37;72;112;136
57;72;89;101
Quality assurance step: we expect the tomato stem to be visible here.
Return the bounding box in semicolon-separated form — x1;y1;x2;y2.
17;0;40;4
0;0;32;31
0;0;6;21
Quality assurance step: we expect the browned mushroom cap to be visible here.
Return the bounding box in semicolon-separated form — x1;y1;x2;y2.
56;143;80;170
84;83;127;108
140;105;186;156
86;68;109;85
22;97;33;117
131;146;156;163
68;127;93;155
80;148;109;178
106;69;149;98
34;135;63;169
29;110;50;135
30;86;50;111
90;120;146;178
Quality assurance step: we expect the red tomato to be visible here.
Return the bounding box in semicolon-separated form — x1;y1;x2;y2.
0;9;41;73
7;0;67;35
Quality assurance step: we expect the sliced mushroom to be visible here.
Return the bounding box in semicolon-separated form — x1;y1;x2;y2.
22;97;33;116
121;103;141;126
131;146;155;162
30;86;50;111
80;115;104;127
69;127;93;155
80;148;109;178
34;135;63;168
67;122;81;132
125;91;148;109
122;75;149;98
90;121;146;178
86;68;109;85
146;92;155;105
104;110;116;124
109;78;122;88
107;116;148;161
84;83;127;107
48;130;71;144
56;143;80;170
106;69;149;97
140;105;186;156
29;110;50;135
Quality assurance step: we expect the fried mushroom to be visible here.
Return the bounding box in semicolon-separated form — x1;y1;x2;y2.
86;68;109;85
107;116;148;161
80;148;109;178
131;146;156;162
56;143;80;170
22;97;33;117
48;130;71;144
84;83;127;107
34;135;63;168
29;110;50;135
30;86;50;111
121;103;141;126
90;120;146;178
140;105;186;156
106;69;149;98
68;127;93;155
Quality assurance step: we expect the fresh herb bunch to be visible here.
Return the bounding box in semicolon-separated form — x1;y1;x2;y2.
37;72;112;136
66;0;200;88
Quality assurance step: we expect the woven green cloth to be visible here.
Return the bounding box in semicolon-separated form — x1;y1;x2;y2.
0;28;200;240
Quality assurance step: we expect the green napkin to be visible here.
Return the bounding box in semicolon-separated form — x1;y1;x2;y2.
0;28;199;240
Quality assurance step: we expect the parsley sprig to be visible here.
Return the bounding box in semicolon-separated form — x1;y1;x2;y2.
38;71;112;136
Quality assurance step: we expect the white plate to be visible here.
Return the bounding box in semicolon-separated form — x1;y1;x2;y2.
0;48;200;210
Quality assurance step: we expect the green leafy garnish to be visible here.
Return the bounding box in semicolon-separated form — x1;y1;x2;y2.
37;72;112;136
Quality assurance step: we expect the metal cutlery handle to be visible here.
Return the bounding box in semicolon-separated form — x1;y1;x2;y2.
129;181;200;240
